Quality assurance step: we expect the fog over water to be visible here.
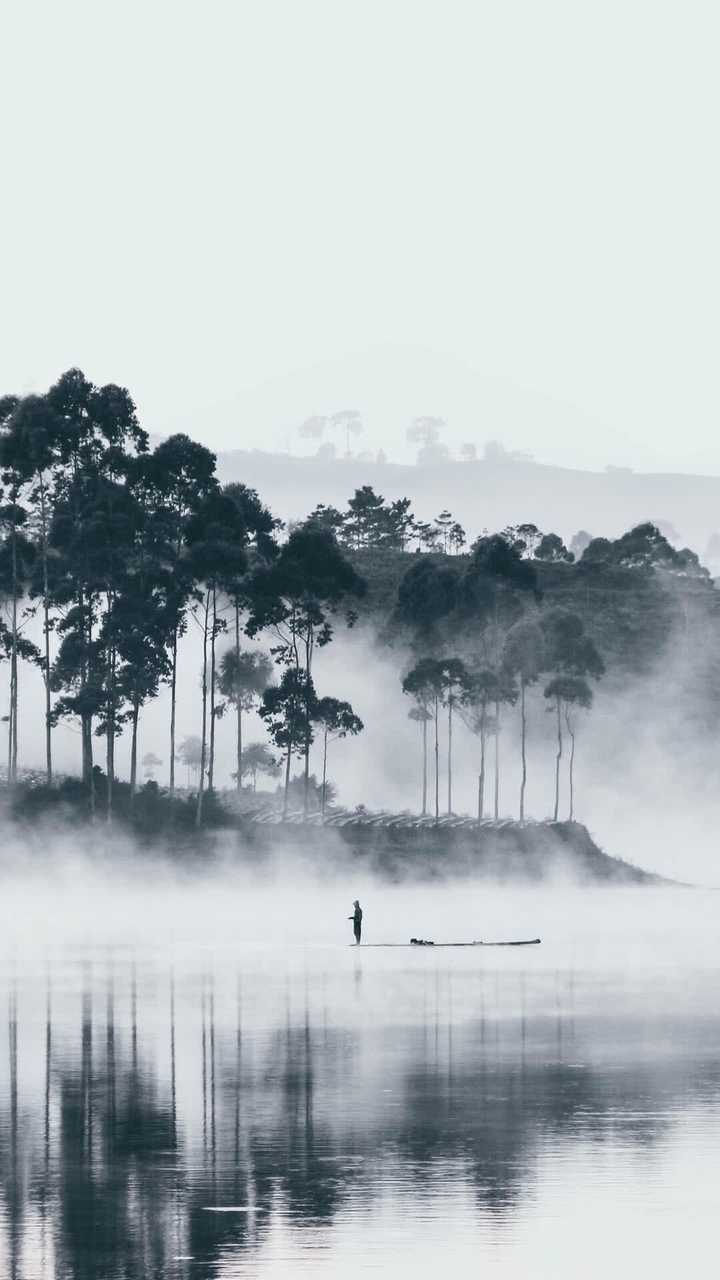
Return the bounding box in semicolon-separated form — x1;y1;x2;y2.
0;868;718;1280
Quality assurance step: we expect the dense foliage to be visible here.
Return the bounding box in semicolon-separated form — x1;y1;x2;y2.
1;370;715;831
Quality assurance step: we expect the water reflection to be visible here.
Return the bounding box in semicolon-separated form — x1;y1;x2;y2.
1;953;719;1278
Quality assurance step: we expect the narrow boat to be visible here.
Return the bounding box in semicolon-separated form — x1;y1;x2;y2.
354;938;541;948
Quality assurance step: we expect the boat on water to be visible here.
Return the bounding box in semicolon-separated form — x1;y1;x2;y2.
355;938;541;948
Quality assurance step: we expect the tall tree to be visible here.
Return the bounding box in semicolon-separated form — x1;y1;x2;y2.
437;657;470;815
46;369;148;813
237;741;280;792
216;648;273;793
142;435;218;794
407;703;432;815
185;492;247;825
541;609;604;820
0;494;37;784
544;675;592;821
313;695;363;816
0;393;61;782
402;659;446;821
458;668;497;822
259;667;318;816
504;619;546;820
247;522;365;817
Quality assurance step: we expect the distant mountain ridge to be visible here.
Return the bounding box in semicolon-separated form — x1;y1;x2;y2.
213;448;720;555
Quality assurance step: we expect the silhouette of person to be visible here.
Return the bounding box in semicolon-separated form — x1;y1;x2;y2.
349;899;362;944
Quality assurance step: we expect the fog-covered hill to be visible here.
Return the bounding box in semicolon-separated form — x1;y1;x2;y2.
215;449;720;557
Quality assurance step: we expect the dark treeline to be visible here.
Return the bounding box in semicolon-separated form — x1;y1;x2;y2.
0;370;713;832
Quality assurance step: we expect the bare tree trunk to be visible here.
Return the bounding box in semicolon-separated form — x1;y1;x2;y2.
565;708;575;821
321;727;328;818
195;591;210;829
283;739;292;818
478;710;486;822
86;604;95;820
434;695;439;822
8;521;18;786
169;626;177;795
130;699;140;796
519;678;527;821
106;595;115;824
208;587;217;794
553;696;562;822
493;697;500;821
303;634;313;819
39;478;52;784
447;695;453;815
235;605;242;792
421;716;428;816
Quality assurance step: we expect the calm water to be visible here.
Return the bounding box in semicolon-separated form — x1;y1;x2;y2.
0;881;719;1278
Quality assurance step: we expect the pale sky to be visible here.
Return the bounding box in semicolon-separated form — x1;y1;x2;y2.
2;0;719;472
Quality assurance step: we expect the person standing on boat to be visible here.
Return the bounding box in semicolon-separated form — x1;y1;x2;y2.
348;900;362;944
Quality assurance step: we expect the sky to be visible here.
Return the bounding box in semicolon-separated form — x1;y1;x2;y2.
2;0;719;472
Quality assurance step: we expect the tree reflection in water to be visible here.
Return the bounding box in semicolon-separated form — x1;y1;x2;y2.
0;959;718;1278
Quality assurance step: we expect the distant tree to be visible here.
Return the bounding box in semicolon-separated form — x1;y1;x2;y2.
238;741;280;791
536;533;574;563
407;417;450;465
345;486;386;548
298;415;327;441
217;648;274;793
570;530;592;560
460;443;477;462
418;522;441;551
407;416;444;450
176;735;202;787
307;503;346;539
483;440;508;463
142;751;162;780
504;523;541;557
449;522;466;554
383;497;415;550
313;695;363;815
316;442;337;461
434;510;453;554
376;449;388;465
285;771;336;813
330;410;363;456
407;703;432;815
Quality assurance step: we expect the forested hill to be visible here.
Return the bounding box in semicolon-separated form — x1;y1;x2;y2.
215;449;720;559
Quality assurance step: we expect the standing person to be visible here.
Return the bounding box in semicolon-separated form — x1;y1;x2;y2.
348;899;362;944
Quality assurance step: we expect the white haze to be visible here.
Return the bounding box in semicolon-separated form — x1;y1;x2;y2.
3;1;720;475
2;585;720;884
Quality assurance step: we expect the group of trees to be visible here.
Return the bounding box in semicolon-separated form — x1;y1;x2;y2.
396;519;709;822
0;371;365;825
1;368;709;830
309;485;466;554
401;610;603;825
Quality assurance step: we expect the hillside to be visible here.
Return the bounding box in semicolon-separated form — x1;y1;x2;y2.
215;449;720;558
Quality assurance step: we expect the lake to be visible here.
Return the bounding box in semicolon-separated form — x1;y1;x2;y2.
0;876;718;1278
